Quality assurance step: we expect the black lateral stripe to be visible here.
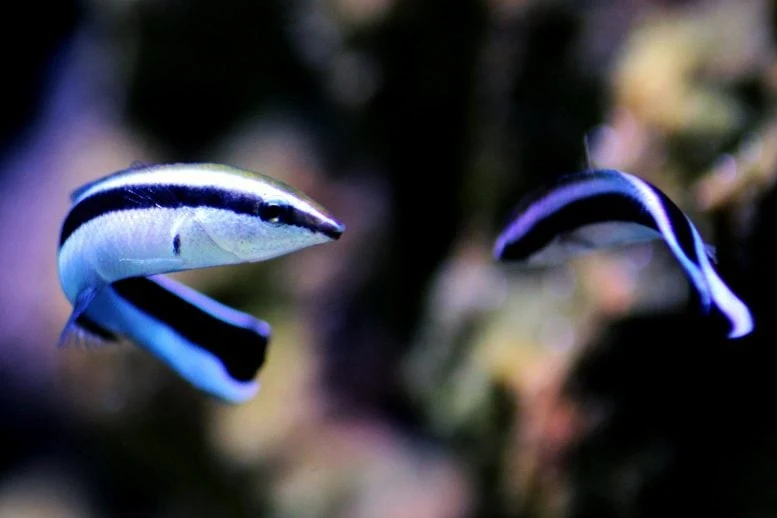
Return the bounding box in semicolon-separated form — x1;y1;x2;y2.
111;277;268;382
59;184;336;246
75;314;118;341
499;170;701;265
59;185;261;246
499;191;659;261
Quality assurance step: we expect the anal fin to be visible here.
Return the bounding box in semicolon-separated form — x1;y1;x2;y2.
705;243;718;264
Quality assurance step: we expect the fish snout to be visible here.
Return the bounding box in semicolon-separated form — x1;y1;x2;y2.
319;217;345;241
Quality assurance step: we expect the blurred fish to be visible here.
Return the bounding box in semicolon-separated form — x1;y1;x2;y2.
493;169;753;339
57;162;345;402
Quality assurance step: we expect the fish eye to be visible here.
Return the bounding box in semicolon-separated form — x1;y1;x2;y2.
259;202;284;224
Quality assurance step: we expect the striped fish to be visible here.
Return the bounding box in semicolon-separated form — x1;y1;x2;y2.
57;162;345;402
493;169;753;339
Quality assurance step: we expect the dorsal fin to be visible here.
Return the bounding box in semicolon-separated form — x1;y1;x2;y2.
583;132;595;172
705;243;718;264
69;161;154;203
70;178;101;203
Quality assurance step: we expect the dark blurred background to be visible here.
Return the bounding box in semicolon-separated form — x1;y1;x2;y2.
1;0;777;516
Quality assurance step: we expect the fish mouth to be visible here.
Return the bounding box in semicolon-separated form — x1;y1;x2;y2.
319;218;345;241
284;206;345;242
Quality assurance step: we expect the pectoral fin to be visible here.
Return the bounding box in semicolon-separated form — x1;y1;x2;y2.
57;286;118;348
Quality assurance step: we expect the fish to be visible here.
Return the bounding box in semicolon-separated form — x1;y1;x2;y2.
57;162;345;402
493;169;753;339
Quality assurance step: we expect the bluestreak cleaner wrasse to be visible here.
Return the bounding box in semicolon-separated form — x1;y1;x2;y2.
57;162;345;402
493;169;753;339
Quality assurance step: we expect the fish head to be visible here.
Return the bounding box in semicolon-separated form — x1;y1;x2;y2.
204;174;345;263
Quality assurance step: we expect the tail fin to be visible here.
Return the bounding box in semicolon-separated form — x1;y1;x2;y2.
97;275;271;402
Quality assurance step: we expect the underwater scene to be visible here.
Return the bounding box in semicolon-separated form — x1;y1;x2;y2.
1;0;777;516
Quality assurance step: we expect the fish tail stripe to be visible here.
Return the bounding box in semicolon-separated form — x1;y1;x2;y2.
619;173;711;305
702;263;754;338
111;276;269;383
146;274;272;334
631;179;703;265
